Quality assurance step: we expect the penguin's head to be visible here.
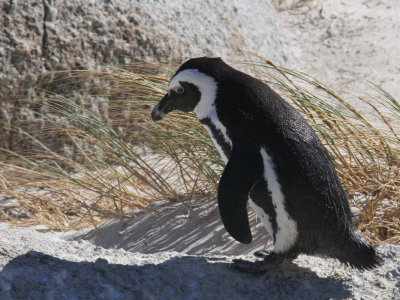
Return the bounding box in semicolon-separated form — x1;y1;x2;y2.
151;80;202;121
151;57;224;121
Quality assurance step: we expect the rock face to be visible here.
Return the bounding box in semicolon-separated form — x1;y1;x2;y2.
1;0;174;98
0;0;292;151
0;0;292;99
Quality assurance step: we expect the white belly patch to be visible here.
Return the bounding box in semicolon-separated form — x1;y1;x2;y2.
260;147;298;253
249;199;274;237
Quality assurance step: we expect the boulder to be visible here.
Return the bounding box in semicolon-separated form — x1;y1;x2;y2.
0;0;293;152
1;0;292;99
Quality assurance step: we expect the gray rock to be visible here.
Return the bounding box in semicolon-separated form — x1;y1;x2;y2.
0;0;292;153
0;0;292;99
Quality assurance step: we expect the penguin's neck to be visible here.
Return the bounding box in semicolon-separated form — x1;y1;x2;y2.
193;84;217;120
199;106;232;163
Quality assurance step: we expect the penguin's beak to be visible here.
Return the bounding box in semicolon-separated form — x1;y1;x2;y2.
151;94;172;122
151;103;165;122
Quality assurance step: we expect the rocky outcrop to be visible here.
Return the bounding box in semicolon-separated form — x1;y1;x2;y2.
0;0;292;152
1;0;292;99
1;0;171;99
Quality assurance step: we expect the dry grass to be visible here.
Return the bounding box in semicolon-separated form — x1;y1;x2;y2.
0;58;399;244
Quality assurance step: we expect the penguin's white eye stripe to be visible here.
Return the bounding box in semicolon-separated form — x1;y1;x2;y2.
168;86;184;95
168;69;217;119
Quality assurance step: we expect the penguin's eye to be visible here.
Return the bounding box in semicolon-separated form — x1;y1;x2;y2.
168;86;184;95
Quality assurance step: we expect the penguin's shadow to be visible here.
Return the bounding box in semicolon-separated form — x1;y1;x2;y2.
0;251;353;299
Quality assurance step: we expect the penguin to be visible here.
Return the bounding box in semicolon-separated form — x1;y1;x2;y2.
151;57;383;273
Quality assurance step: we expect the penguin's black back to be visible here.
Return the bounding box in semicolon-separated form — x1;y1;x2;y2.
180;58;382;269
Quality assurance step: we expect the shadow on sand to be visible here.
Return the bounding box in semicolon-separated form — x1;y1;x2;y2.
0;250;353;299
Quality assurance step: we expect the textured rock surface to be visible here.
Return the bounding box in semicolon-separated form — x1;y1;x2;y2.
0;0;291;99
0;0;292;152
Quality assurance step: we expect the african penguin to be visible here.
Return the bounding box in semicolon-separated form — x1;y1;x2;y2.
151;57;382;273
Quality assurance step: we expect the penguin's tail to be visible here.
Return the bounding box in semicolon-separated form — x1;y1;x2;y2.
336;231;383;271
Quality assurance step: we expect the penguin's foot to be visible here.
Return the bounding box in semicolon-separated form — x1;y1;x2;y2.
232;252;285;274
253;250;272;259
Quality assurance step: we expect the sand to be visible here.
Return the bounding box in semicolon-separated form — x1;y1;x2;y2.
0;212;399;299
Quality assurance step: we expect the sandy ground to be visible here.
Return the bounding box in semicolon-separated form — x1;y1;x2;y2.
1;0;400;299
77;199;271;256
0;216;399;299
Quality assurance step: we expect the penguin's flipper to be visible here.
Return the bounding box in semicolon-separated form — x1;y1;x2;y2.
218;145;263;244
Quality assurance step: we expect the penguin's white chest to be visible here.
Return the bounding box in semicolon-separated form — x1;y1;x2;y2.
259;148;298;252
199;108;298;253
